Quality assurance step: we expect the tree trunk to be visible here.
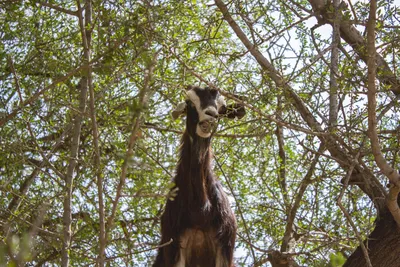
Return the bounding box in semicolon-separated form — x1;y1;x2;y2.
344;210;400;267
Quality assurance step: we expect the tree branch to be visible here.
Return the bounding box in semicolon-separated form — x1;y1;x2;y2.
61;2;90;265
337;149;372;267
308;0;400;96
281;145;322;253
105;51;158;244
214;0;387;214
328;0;341;127
77;0;107;264
38;2;78;16
366;0;400;226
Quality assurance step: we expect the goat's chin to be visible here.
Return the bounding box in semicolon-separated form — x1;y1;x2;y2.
196;126;212;138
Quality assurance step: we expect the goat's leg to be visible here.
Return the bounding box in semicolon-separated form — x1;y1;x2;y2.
215;245;230;267
152;249;164;267
216;218;237;267
152;235;181;267
174;247;185;267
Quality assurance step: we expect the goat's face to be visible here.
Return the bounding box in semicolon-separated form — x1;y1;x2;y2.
172;85;246;138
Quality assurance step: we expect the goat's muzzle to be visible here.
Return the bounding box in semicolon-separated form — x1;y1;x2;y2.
198;118;216;134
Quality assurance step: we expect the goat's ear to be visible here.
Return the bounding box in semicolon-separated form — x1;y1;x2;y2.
171;101;187;120
219;103;246;119
186;85;194;91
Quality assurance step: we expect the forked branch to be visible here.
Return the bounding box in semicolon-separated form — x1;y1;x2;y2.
366;0;400;226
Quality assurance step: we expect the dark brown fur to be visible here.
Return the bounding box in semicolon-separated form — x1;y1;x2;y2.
153;98;240;267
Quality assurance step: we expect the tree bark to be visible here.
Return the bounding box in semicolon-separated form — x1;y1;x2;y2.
343;1;400;266
344;211;400;267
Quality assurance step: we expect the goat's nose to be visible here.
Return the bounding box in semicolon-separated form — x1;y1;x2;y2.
205;109;218;118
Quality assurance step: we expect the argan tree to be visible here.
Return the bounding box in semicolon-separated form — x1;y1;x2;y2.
1;0;400;266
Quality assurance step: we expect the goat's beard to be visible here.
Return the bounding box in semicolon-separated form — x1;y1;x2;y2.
196;118;216;138
192;136;212;163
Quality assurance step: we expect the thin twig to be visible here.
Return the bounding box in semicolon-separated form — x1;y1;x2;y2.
104;238;173;262
38;2;78;16
281;145;322;253
143;123;266;138
0;30;136;128
214;156;257;263
337;149;372;267
106;51;159;240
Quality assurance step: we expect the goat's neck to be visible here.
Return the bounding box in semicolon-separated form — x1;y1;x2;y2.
176;131;213;209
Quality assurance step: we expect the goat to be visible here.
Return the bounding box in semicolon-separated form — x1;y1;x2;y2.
153;85;245;267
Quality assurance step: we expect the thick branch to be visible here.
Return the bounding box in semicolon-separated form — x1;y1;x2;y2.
366;0;400;225
308;0;400;96
328;0;341;127
77;0;106;264
61;79;88;267
61;2;89;266
275;95;288;210
214;0;386;213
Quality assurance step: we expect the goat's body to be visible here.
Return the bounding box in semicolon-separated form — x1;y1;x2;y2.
153;86;242;267
153;132;236;267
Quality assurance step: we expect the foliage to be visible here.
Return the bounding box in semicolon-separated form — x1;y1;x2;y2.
1;0;399;266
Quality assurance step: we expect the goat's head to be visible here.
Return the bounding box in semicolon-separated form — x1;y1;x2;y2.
172;85;246;138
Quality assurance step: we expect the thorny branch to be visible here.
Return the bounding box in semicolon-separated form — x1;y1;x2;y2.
38;2;78;16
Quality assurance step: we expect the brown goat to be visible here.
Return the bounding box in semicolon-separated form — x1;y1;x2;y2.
153;86;245;267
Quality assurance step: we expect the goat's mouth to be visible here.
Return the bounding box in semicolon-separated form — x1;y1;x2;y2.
198;119;216;135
